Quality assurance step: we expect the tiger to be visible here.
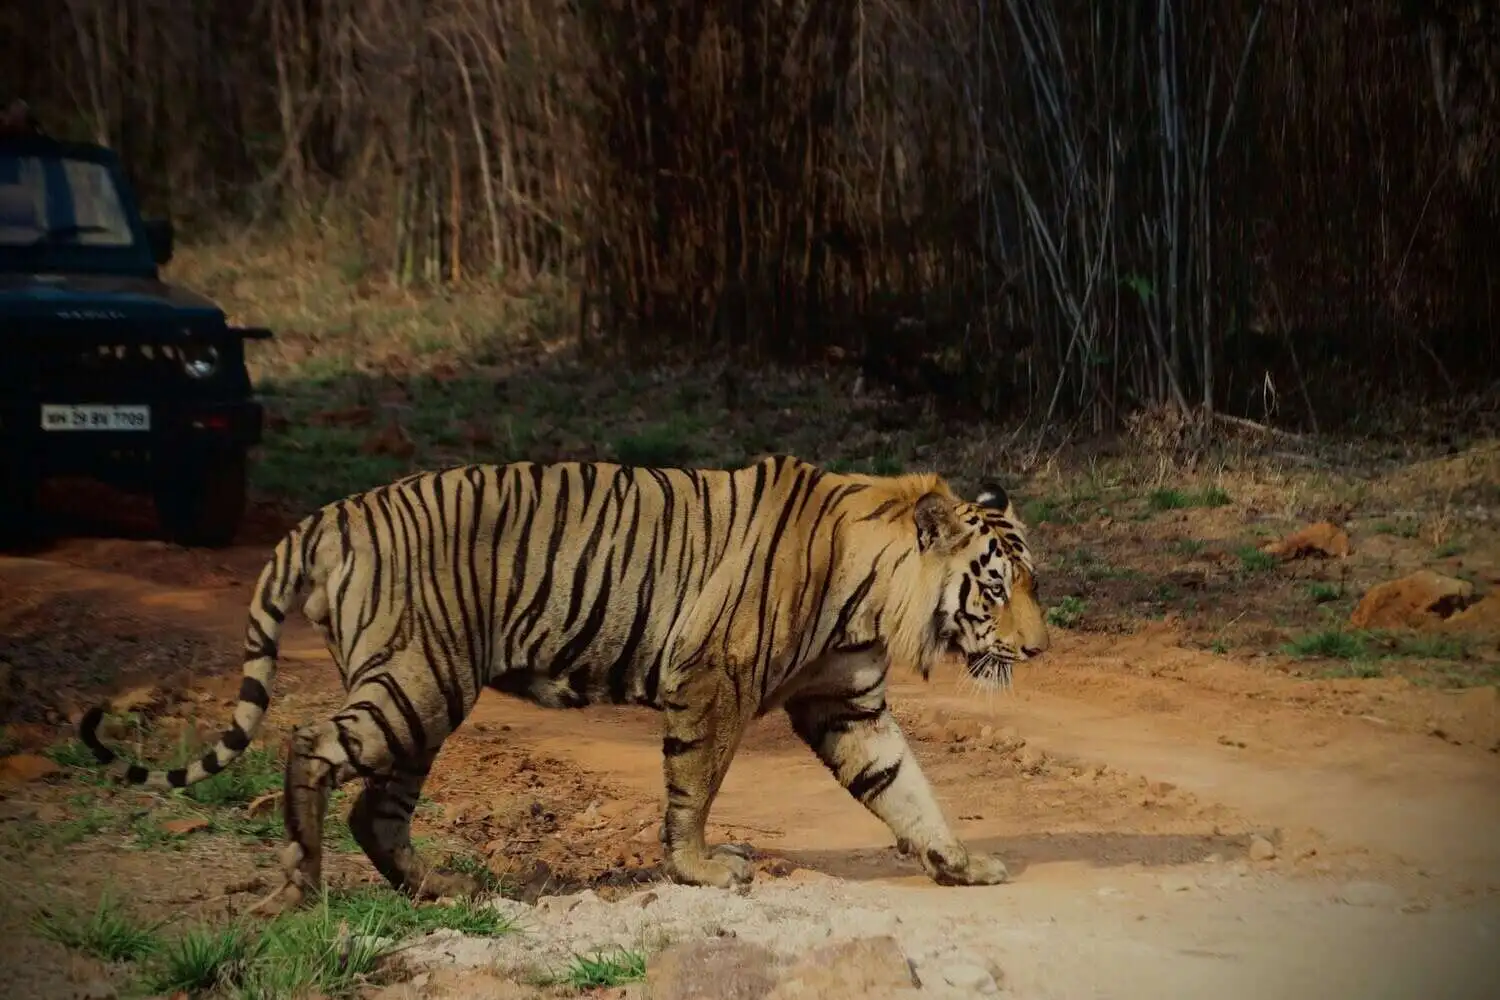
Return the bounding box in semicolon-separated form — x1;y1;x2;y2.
79;453;1048;914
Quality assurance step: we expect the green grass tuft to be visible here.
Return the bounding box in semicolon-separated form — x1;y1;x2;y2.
151;888;518;1000
184;747;284;808
1305;582;1342;604
1045;595;1087;629
44;739;105;772
556;949;649;990
33;890;164;963
1283;630;1367;660
139;924;259;996
1147;486;1232;512
1234;545;1278;574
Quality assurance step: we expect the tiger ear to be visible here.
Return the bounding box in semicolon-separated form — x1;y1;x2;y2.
975;480;1009;511
914;492;963;553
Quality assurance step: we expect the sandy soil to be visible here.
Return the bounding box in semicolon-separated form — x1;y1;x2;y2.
2;491;1498;999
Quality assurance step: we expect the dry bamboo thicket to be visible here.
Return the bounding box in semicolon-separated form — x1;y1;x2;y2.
8;0;1496;427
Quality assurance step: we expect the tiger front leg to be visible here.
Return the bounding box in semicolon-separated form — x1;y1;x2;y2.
658;677;754;890
786;696;1010;887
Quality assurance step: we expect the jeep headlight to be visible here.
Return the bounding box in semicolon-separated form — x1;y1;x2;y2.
182;343;220;379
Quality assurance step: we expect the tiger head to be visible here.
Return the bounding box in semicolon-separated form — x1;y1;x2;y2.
912;481;1049;687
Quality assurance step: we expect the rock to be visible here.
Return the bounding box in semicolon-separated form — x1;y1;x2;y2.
1248;835;1277;862
0;753;61;786
109;685;164;715
1263;522;1351;561
1333;881;1402;909
765;936;919;1000
646;939;778;1000
535;891;589;918
1350;571;1474;631
939;962;1000;994
483;897;533;924
395;929;508;970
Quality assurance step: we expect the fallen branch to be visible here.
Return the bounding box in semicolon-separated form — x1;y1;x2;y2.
1211;411;1307;440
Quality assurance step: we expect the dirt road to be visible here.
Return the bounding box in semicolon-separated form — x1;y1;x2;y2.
3;531;1499;999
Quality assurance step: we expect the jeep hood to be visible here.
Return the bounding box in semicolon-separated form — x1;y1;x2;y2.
0;272;224;324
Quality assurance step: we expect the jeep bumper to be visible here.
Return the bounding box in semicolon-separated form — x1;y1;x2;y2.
0;398;263;479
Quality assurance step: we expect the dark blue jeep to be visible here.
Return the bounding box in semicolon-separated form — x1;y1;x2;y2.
0;121;272;548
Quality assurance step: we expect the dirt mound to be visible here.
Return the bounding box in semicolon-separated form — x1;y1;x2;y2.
1439;593;1500;641
1350;570;1475;631
1263;521;1351;560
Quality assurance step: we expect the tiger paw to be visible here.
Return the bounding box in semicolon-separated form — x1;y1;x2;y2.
930;850;1010;887
414;870;482;901
711;842;756;863
245;881;306;919
665;848;755;889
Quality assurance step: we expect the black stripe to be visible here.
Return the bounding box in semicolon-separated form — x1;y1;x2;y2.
858;498;903;522
662;736;703;757
788;487;844;666
824;706;885;733
754;467;809;704
237;676;271;711
846;761;901;802
548;547;616;681
222;722;252;752
416;475;468;724
198;750;225;775
126;764;150;783
826;557;883;649
606;546;654;703
365;671;431;752
464;466;494;683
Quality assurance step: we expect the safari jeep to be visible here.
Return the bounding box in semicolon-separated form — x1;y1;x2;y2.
0;110;272;548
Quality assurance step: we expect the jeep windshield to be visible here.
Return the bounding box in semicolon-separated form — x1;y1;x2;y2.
0;147;151;274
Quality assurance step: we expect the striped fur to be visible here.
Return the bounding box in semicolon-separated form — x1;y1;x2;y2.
79;454;1048;911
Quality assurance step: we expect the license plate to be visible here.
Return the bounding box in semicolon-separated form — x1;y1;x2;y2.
41;404;151;432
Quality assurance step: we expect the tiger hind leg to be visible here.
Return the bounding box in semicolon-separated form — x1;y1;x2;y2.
247;717;345;917
347;751;478;901
251;676;470;915
785;695;1010;887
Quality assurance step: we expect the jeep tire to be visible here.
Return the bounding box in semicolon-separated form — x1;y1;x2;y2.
153;446;248;548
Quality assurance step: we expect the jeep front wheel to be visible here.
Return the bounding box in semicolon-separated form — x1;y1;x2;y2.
153;447;248;548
